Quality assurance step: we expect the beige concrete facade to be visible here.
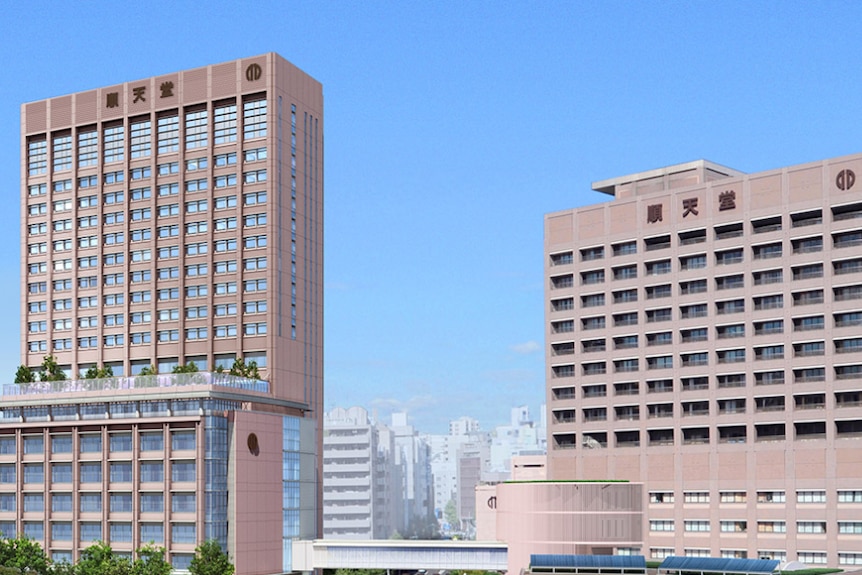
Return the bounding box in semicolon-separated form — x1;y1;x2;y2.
510;454;547;481
478;481;643;573
16;53;324;573
21;52;323;412
545;155;862;567
0;375;318;572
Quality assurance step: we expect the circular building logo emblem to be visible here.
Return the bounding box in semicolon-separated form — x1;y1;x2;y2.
246;63;262;82
836;169;856;191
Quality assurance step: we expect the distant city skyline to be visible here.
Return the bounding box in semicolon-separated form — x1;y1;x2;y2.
325;401;547;435
4;2;862;435
323;403;546;539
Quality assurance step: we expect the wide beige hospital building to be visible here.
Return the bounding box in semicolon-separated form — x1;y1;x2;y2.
545;155;862;567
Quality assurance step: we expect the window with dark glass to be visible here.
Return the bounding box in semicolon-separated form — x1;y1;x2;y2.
716;248;743;265
550;251;574;266
614;335;638;349
791;209;822;228
680;304;707;319
715;222;743;240
681;328;708;343
792;236;823;254
613;289;638;303
678;228;706;245
680;279;707;295
614;312;638;327
646;259;671;275
613;265;637;280
834;258;862;276
717;374;745;388
680;254;706;270
646;331;672;346
612;241;637;256
579;246;604;261
752;216;782;233
646;284;672;300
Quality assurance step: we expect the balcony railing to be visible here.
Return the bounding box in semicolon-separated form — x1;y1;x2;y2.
1;372;269;397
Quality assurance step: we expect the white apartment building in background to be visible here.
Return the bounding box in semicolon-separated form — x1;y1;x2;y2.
390;413;435;537
322;407;398;539
449;416;481;436
426;408;547;535
488;405;547;474
322;408;435;539
545;155;862;566
426;417;485;529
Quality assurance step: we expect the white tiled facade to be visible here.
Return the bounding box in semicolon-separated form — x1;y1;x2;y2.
545;156;862;566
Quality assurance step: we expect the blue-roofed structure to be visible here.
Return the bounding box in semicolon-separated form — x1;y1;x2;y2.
530;554;648;574
658;556;779;575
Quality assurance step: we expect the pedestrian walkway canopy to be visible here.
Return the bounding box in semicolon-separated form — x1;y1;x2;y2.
292;539;508;572
530;555;647;574
658;557;779;575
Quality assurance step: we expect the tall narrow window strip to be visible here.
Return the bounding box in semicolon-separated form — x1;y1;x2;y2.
214;104;237;144
185;109;208;149
157;115;179;154
28;139;47;175
78;130;98;167
103;125;125;163
243;99;267;139
130;120;152;158
52;135;73;171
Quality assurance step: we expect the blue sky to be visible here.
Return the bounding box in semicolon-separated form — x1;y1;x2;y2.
2;1;862;433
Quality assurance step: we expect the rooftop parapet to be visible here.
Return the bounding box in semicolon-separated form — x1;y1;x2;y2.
591;159;744;199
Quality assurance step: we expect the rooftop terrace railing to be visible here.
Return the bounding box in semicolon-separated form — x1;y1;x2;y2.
0;372;269;398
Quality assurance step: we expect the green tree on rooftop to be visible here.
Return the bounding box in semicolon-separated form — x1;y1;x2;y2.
228;357;260;379
138;365;157;376
83;365;113;379
39;355;65;382
172;362;199;374
14;365;35;384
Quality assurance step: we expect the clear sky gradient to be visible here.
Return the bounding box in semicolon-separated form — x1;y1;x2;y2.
2;1;861;433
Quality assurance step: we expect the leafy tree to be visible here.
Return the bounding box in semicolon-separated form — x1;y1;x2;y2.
76;541;132;575
14;365;35;384
84;365;114;379
49;563;74;575
189;540;234;575
0;534;51;575
39;355;66;382
138;365;157;376
228;358;260;379
444;498;459;529
172;362;199;374
404;511;441;540
132;544;172;575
